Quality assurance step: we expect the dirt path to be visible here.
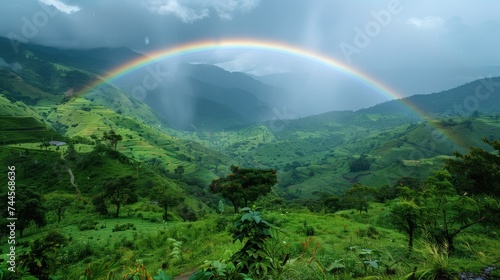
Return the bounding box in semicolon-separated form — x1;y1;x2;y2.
173;269;197;280
342;172;372;184
60;153;81;195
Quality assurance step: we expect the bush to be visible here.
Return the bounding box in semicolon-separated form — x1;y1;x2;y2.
112;222;135;232
366;225;379;238
305;226;316;236
179;205;198;222
79;220;97;231
214;216;231;232
62;241;95;264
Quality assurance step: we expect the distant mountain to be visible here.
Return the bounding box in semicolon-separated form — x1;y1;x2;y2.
359;77;500;117
0;37;144;75
141;64;288;130
176;63;286;105
116;63;287;131
0;37;285;131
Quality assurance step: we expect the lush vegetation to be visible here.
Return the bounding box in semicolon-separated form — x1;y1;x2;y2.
1;39;500;279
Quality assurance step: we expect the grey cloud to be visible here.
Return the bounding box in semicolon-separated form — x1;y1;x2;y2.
0;58;22;73
1;0;499;113
147;0;260;23
38;0;81;14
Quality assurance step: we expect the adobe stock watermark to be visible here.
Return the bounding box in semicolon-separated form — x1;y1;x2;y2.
6;2;69;53
129;61;171;102
339;0;406;63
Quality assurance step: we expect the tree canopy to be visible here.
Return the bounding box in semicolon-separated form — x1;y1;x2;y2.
209;165;278;212
44;192;76;223
102;130;123;151
1;187;46;237
391;170;500;253
93;176;138;217
445;138;500;196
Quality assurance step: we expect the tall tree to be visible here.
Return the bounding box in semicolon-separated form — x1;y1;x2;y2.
344;183;376;214
44;192;76;223
150;186;184;221
210;165;278;213
102;130;123;151
390;199;423;249
413;170;499;253
102;176;138;217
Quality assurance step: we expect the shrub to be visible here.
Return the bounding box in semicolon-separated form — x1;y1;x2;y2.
179;205;198;222
305;226;316;236
112;222;134;232
367;225;380;239
79;220;97;231
214;216;231;232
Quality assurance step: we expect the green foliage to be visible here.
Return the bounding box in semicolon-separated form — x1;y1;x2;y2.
149;186;184;221
407;243;458;280
349;154;372;172
102;130;123;151
303;220;315;236
193;208;290;280
390;199;424;249
17;233;65;279
392;170;500;253
178;205;198;222
44;192;76;223
112;222;135;232
191;260;252;280
446;138;500;196
344;183;377;214
167;238;183;261
81;260;121;280
210;165;278;213
102;176;139;217
79;220;98;231
174;165;185;179
0;186;45;237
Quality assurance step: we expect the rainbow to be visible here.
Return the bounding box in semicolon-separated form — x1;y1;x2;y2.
79;38;404;100
75;38;466;149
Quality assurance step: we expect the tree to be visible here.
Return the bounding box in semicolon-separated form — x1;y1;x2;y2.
1;187;46;237
102;130;123;151
150;186;184;221
322;195;341;213
390;199;423;249
44;192;76;223
445;138;500;196
344;183;376;214
40;141;50;151
209;165;278;213
416;170;499;253
100;176;138;217
174;165;185;179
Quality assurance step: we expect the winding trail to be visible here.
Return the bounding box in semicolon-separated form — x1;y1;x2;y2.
60;152;81;195
342;172;372;184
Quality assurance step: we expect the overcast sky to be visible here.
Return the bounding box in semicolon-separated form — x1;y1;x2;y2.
1;0;500;111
